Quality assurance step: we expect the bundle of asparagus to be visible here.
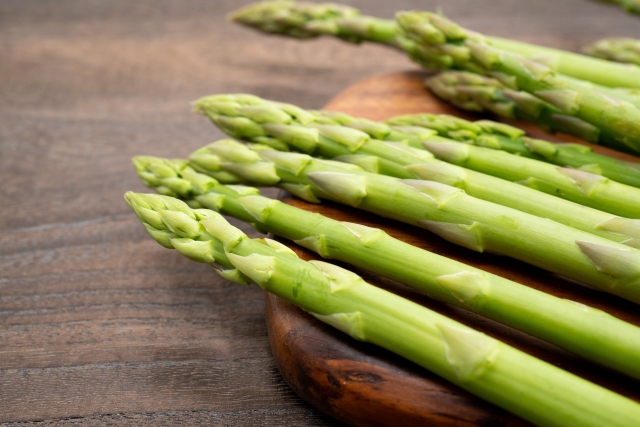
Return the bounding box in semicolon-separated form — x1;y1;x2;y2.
125;190;640;427
230;1;640;88
231;1;640;154
424;71;640;148
161;138;640;305
122;3;640;425
194;94;640;245
133;155;640;379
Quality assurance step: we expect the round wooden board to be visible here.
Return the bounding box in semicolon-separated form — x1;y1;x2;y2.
264;71;640;427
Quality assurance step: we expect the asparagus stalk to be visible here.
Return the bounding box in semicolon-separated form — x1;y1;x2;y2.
134;154;640;379
184;139;640;304
424;71;607;145
194;94;640;247
583;38;640;66
422;139;640;219
125;190;640;427
385;100;640;189
395;12;640;154
230;1;640;88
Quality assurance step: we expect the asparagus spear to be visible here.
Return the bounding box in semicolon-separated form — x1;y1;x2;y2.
194;94;640;246
385;99;640;189
230;1;640;88
134;155;640;379
422;139;640;219
184;139;640;304
126;190;640;427
395;12;640;154
424;71;607;145
583;38;640;66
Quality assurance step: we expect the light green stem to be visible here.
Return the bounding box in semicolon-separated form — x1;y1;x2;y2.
396;11;640;153
194;94;640;248
185;140;640;304
230;1;640;88
125;190;640;427
386;102;640;188
488;37;640;88
423;139;640;219
134;154;640;379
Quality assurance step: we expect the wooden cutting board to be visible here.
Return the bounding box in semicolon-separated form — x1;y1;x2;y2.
264;71;640;427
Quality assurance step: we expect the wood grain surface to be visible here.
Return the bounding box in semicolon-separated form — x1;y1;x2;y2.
263;71;640;427
1;0;639;426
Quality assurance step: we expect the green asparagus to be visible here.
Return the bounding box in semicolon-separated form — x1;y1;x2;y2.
395;11;640;153
583;38;640;66
125;190;640;427
194;94;640;246
230;1;640;89
184;139;640;304
133;154;640;379
423;71;607;145
386;102;640;189
422;139;640;218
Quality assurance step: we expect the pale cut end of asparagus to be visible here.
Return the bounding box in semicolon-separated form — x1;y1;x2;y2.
226;252;276;290
311;312;366;341
307;171;368;207
405;162;467;187
400;180;465;208
279;183;322;203
310;259;366;294
258;150;312;176
436;271;491;307
340;222;387;247
170;238;217;264
422;140;470;163
418;220;485;252
294;234;330;257
437;322;500;382
576;240;640;283
558;167;609;196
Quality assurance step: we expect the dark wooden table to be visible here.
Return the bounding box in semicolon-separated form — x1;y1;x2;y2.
1;1;638;425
